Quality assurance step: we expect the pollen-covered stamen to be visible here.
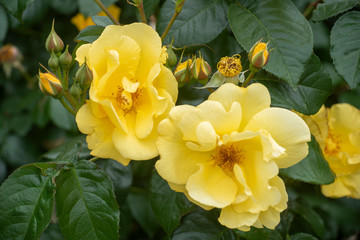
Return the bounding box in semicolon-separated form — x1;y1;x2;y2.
212;144;245;172
324;129;342;156
217;54;242;78
114;77;143;114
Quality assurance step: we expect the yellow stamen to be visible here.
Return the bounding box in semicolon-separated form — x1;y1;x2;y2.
212;144;244;172
217;54;242;78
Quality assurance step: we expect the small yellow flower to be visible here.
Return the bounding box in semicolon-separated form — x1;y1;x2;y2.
300;104;360;198
155;83;311;231
248;40;269;69
38;72;62;96
71;4;121;31
217;54;242;78
75;23;178;166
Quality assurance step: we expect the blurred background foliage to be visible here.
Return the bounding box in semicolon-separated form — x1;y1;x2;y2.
0;0;360;239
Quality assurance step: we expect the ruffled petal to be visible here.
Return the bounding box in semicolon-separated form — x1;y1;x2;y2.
219;205;259;229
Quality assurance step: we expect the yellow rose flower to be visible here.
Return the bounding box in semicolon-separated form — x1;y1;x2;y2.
75;23;178;165
300;104;360;198
155;83;310;231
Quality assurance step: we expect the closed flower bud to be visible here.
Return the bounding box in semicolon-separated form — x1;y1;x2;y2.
166;46;177;67
174;59;192;86
191;56;211;80
45;20;64;53
0;44;21;64
76;62;93;89
248;40;269;69
70;82;82;97
48;51;59;70
38;72;62;97
59;45;72;69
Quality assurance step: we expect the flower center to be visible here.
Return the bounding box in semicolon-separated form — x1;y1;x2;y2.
217;54;242;78
212;144;245;172
324;130;342;156
114;78;142;114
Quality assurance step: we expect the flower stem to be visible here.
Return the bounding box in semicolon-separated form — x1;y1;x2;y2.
60;97;76;116
241;70;256;87
94;0;120;25
63;90;78;111
89;157;100;162
136;0;147;23
161;0;186;41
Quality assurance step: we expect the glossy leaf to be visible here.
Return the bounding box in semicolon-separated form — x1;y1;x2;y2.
255;54;332;115
150;171;196;235
312;0;360;21
78;0;117;16
92;15;113;27
330;11;360;89
157;0;228;47
280;136;335;185
228;0;313;87
172;209;233;240
75;25;104;43
55;160;119;240
0;0;33;20
0;165;55;240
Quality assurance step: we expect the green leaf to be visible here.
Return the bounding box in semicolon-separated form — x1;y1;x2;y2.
255;54;332;115
78;0;117;16
289;198;324;238
150;171;196;235
330;11;360;89
40;223;64;240
290;233;318;240
127;189;160;239
22;0;48;26
228;0;313;87
0;0;33;20
235;227;283;240
0;5;8;41
92;15;113;27
312;0;360;21
96;158;133;204
280;136;335;185
172;209;232;240
0;165;55;240
49;0;77;15
49;98;77;131
55;160;119;240
75;25;105;43
157;0;229;47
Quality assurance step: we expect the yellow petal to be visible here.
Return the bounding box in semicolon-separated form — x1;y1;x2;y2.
259;207;281;229
75;43;91;66
186;121;217;152
321;178;352;198
245;107;311;168
186;163;237;208
153;65;178;103
219;205;259;229
329;103;360;135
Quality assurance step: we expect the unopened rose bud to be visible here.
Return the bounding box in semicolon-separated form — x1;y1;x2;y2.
76;62;93;90
191;57;211;80
166;46;177;67
48;51;59;70
59;45;72;69
0;44;21;64
70;82;82;97
248;40;269;69
45;20;64;53
174;59;192;86
38;72;62;97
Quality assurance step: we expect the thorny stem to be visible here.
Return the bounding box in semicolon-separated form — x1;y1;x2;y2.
94;0;120;25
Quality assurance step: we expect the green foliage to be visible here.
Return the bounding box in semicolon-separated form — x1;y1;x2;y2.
312;0;360;21
0;6;8;41
75;25;105;43
0;0;34;20
78;0;117;16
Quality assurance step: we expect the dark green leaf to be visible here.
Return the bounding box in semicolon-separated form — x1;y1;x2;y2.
157;0;229;47
330;11;360;89
0;165;55;240
75;25;105;43
289;199;324;238
22;0;48;26
8;113;32;136
312;0;360;21
228;0;313;87
172;209;231;240
55;160;119;240
40;223;64;240
280;136;335;185
78;0;117;16
49;98;77;131
235;227;282;240
339;88;360;109
49;0;77;15
92;15;113;27
127;189;160;238
150;171;196;235
1;135;38;167
0;5;8;41
32;97;50;128
290;233;318;240
255;54;332;115
0;158;7;183
97;158;133;204
0;0;33;20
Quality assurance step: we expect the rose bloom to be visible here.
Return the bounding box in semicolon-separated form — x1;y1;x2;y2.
300;103;360;198
75;23;178;165
155;83;310;231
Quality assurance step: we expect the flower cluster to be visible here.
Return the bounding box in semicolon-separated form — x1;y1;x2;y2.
300;104;360;198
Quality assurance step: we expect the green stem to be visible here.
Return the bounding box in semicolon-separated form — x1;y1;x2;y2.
161;7;183;41
63;90;78;111
94;0;120;25
241;70;256;87
303;0;321;19
136;0;147;23
89;157;100;162
62;69;69;90
59;97;76;116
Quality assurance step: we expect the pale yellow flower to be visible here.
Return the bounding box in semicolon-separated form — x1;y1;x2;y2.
300;104;360;198
75;23;178;165
155;83;310;231
71;5;121;31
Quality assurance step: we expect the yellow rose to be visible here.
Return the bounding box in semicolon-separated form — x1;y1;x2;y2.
300;104;360;198
155;83;310;231
75;23;178;165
